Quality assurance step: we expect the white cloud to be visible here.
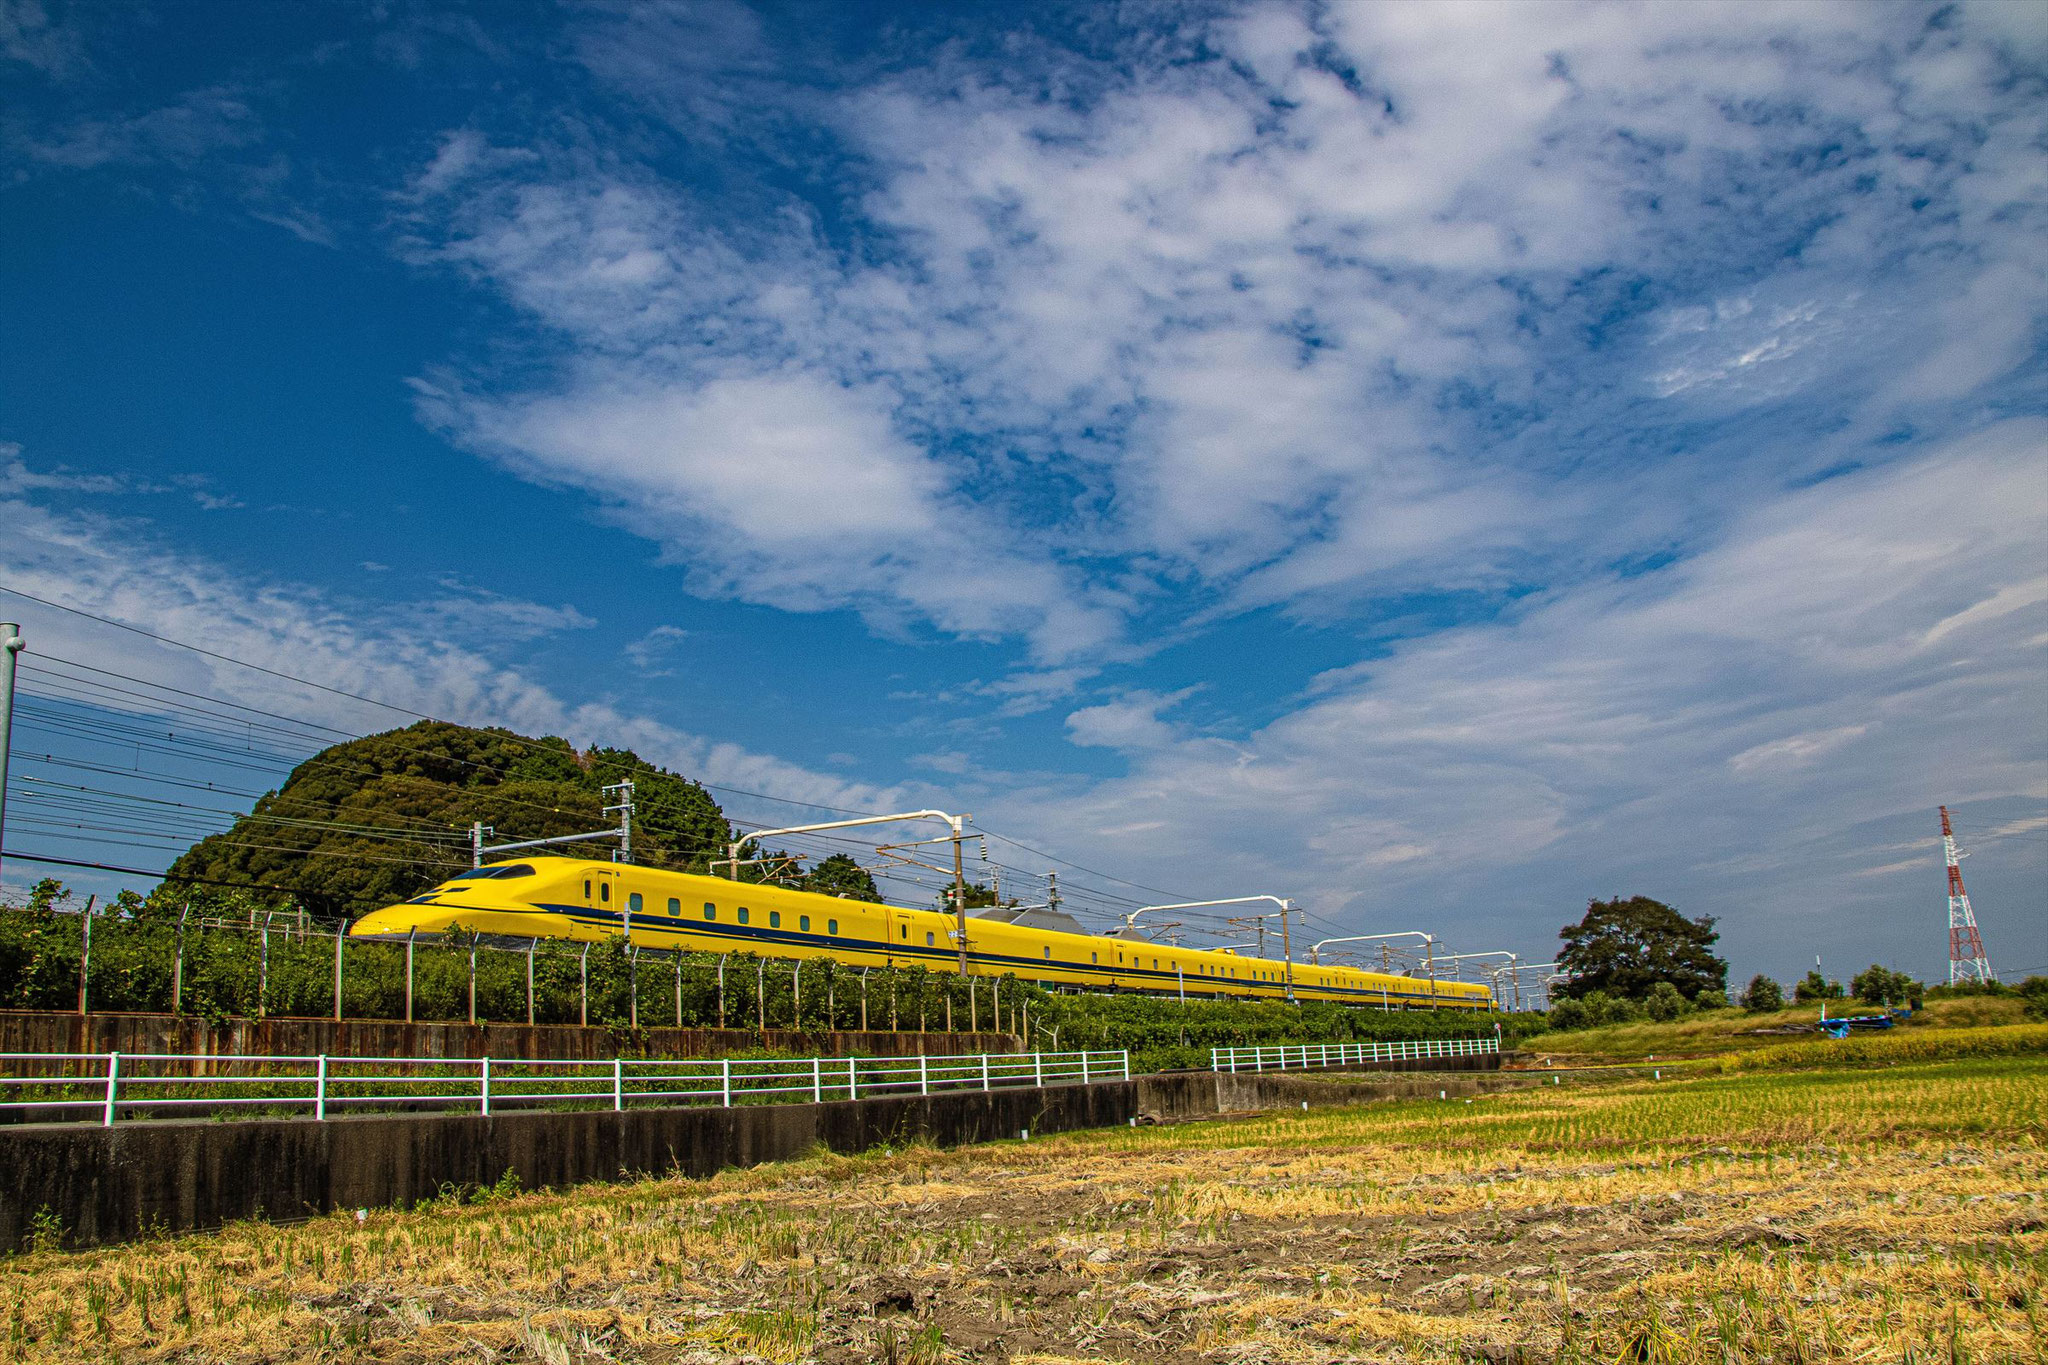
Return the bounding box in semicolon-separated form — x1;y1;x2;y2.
1065;688;1201;752
993;419;2048;976
396;0;2047;661
0;473;898;821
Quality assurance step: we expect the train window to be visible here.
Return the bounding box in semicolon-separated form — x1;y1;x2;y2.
1152;958;1159;969
799;915;810;932
599;882;611;902
703;903;716;920
738;907;750;925
828;919;838;935
926;931;935;946
667;898;680;916
1043;947;1052;960
583;880;591;897
900;925;908;940
769;910;781;928
628;892;642;913
1090;952;1098;964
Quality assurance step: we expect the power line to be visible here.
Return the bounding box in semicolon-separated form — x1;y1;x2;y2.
1;588;1226;918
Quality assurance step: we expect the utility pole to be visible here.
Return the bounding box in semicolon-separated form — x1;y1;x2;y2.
953;823;969;976
0;623;21;884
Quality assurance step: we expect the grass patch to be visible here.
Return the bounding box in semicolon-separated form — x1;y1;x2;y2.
1518;995;2031;1063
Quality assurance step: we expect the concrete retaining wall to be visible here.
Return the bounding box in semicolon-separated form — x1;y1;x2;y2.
0;1010;1018;1063
0;1080;1138;1251
0;1052;1511;1251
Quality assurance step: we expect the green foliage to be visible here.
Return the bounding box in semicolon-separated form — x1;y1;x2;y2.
1850;963;1923;1008
1556;895;1727;1002
1794;970;1845;1003
802;854;880;901
1643;980;1689;1022
2016;976;2048;1022
935;880;1000;911
1740;974;1785;1012
162;721;734;917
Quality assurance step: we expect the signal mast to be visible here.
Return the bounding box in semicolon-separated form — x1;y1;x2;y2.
1940;806;1994;986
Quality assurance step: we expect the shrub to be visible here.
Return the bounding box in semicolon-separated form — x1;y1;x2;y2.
1740;975;1785;1012
1644;981;1689;1022
1692;988;1729;1011
2019;976;2048;1022
1547;996;1590;1031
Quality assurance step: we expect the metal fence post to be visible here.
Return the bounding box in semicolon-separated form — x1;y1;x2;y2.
918;1054;929;1096
1121;1051;1130;1080
813;1057;822;1104
481;1055;492;1117
468;938;479;1026
613;1058;624;1112
1034;1051;1043;1088
527;939;537;1026
981;1054;990;1091
847;1056;858;1101
316;1054;328;1121
1080;1051;1090;1085
102;1051;120;1126
720;1058;731;1107
332;931;344;1021
405;929;416;1023
580;942;590;1027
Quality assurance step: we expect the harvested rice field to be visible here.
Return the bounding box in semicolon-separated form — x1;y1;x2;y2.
4;1052;2044;1364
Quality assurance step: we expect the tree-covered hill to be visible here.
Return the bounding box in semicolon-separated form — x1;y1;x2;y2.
164;721;735;919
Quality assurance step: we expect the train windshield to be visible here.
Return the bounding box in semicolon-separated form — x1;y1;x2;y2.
443;864;536;885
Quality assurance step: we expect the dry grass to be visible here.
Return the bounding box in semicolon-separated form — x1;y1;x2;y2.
3;1055;2043;1363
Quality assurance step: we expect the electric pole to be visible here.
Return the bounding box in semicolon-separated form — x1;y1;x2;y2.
0;623;21;885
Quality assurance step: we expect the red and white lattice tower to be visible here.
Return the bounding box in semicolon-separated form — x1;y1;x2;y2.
1940;806;1994;986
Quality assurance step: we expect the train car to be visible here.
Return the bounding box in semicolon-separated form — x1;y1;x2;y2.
348;856;1493;1010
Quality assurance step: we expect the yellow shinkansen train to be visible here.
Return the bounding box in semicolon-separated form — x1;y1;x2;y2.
349;856;1493;1010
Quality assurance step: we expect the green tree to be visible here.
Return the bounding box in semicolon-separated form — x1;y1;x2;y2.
1555;896;1727;1001
936;880;1000;912
1793;970;1844;1003
1850;964;1921;1007
1739;974;1784;1012
802;854;880;900
163;720;733;918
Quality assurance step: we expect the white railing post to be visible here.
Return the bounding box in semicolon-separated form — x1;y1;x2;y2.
102;1052;120;1126
613;1058;624;1112
1080;1051;1090;1085
316;1054;328;1122
721;1058;732;1107
481;1056;492;1117
1121;1050;1129;1080
848;1056;858;1101
813;1057;823;1104
981;1054;991;1091
1034;1052;1044;1088
919;1054;929;1096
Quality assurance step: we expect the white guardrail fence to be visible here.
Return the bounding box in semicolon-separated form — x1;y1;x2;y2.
1211;1036;1497;1073
0;1048;1130;1126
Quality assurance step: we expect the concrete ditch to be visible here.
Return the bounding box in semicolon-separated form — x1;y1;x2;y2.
0;1053;1505;1250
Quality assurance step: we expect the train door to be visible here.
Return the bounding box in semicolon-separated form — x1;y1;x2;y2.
581;867;625;940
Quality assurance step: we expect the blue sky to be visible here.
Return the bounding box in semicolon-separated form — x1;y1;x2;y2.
2;0;2044;989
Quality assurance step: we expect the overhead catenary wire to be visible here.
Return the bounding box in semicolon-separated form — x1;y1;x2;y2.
0;588;1244;924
